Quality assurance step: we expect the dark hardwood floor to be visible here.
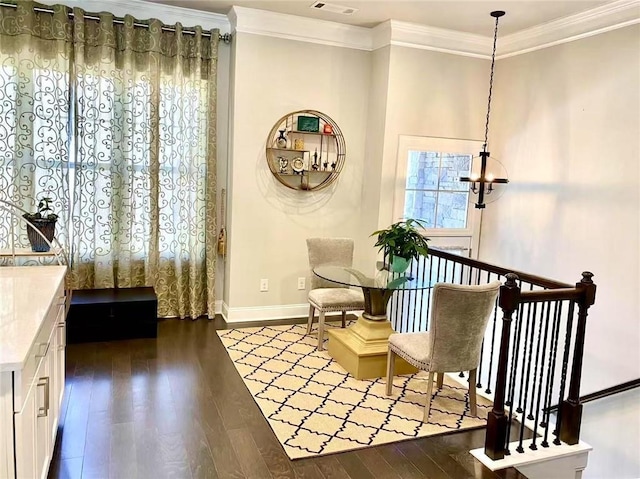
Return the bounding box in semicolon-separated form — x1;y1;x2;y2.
48;317;526;479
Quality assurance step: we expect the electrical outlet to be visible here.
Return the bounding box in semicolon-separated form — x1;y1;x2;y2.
260;279;269;292
297;277;306;290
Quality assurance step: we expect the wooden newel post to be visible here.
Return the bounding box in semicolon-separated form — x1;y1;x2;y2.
484;273;521;460
559;271;596;445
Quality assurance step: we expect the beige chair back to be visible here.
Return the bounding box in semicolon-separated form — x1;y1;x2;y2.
428;281;501;372
307;238;355;290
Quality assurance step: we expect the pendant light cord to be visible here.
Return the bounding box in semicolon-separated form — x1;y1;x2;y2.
483;14;501;151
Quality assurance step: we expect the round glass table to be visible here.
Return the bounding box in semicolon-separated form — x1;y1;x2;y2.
312;264;432;379
314;264;431;321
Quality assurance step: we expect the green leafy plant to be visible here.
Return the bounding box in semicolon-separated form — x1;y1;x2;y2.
22;196;58;222
371;218;430;262
22;195;58;252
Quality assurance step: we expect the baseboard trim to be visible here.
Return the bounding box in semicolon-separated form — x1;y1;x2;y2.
224;303;310;323
222;302;360;323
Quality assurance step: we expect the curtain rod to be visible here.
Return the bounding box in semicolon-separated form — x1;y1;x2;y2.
0;2;232;43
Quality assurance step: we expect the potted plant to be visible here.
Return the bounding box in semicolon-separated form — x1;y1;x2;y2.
371;218;430;273
23;196;58;252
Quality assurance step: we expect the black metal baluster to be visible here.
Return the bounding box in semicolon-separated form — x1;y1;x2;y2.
486;270;499;394
541;301;566;447
516;302;532;414
528;301;546;422
531;299;553;450
506;301;525;407
528;300;549;450
504;302;525;455
506;282;533;407
458;262;468;378
403;260;415;333
516;301;538;453
478;271;491;388
416;256;424;330
425;256;436;330
512;302;533;454
403;281;410;333
392;283;400;332
554;301;575;445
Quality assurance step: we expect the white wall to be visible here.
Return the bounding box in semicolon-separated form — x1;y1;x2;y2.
376;46;489;230
225;33;371;320
481;25;640;393
359;46;391;268
224;38;495;320
580;388;640;479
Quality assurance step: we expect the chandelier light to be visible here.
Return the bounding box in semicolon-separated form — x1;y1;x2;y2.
460;11;509;209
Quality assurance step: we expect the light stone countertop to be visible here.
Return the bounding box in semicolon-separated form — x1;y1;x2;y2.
0;266;67;372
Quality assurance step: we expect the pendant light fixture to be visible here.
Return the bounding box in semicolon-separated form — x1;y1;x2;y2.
460;11;509;209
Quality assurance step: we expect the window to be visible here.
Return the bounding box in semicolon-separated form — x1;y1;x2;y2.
404;151;472;229
394;136;483;258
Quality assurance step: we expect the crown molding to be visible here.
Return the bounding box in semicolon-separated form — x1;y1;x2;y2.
35;0;639;57
385;20;492;59
37;0;230;31
230;1;639;58
229;6;372;51
498;0;640;58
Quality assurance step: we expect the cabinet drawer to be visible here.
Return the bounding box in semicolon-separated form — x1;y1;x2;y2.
13;282;65;412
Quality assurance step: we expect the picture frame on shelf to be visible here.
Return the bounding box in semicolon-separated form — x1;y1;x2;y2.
297;116;320;132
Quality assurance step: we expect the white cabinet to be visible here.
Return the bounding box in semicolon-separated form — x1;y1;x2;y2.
0;266;67;479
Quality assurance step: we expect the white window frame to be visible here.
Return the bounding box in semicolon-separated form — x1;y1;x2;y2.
394;135;484;258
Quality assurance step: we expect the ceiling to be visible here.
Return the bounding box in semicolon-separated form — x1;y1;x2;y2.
148;0;611;36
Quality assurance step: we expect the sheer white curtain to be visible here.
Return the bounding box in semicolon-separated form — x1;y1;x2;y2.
0;2;219;318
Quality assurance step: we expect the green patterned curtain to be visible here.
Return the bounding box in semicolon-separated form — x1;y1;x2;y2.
0;1;72;253
0;1;218;318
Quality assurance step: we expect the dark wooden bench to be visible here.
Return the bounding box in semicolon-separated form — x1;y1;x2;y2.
66;287;158;344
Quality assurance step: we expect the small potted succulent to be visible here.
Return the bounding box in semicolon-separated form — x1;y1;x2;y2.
372;218;430;273
23;196;58;252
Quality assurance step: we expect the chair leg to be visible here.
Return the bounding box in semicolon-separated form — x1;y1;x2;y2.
436;372;444;389
386;349;396;396
341;310;346;328
317;311;326;351
424;371;435;422
468;368;477;416
306;305;315;335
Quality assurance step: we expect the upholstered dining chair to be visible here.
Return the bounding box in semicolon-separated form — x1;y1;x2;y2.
306;238;365;351
385;280;501;422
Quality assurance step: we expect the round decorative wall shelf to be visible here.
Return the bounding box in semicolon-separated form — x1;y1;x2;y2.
265;110;345;191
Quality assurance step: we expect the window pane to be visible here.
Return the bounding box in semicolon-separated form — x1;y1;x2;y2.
436;191;469;228
439;153;471;191
404;190;436;228
406;151;438;190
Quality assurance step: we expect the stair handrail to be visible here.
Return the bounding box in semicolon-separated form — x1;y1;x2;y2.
483;271;596;459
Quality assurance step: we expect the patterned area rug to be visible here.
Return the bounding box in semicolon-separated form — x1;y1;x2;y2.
217;322;492;459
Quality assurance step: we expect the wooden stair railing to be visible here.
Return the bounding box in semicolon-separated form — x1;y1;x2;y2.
484;271;596;459
387;248;596;461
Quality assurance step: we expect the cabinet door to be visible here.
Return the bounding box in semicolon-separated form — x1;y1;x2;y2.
15;343;52;479
51;303;65;444
14;384;37;479
34;347;52;479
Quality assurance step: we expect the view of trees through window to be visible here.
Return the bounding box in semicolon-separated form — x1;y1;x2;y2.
403;151;472;229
